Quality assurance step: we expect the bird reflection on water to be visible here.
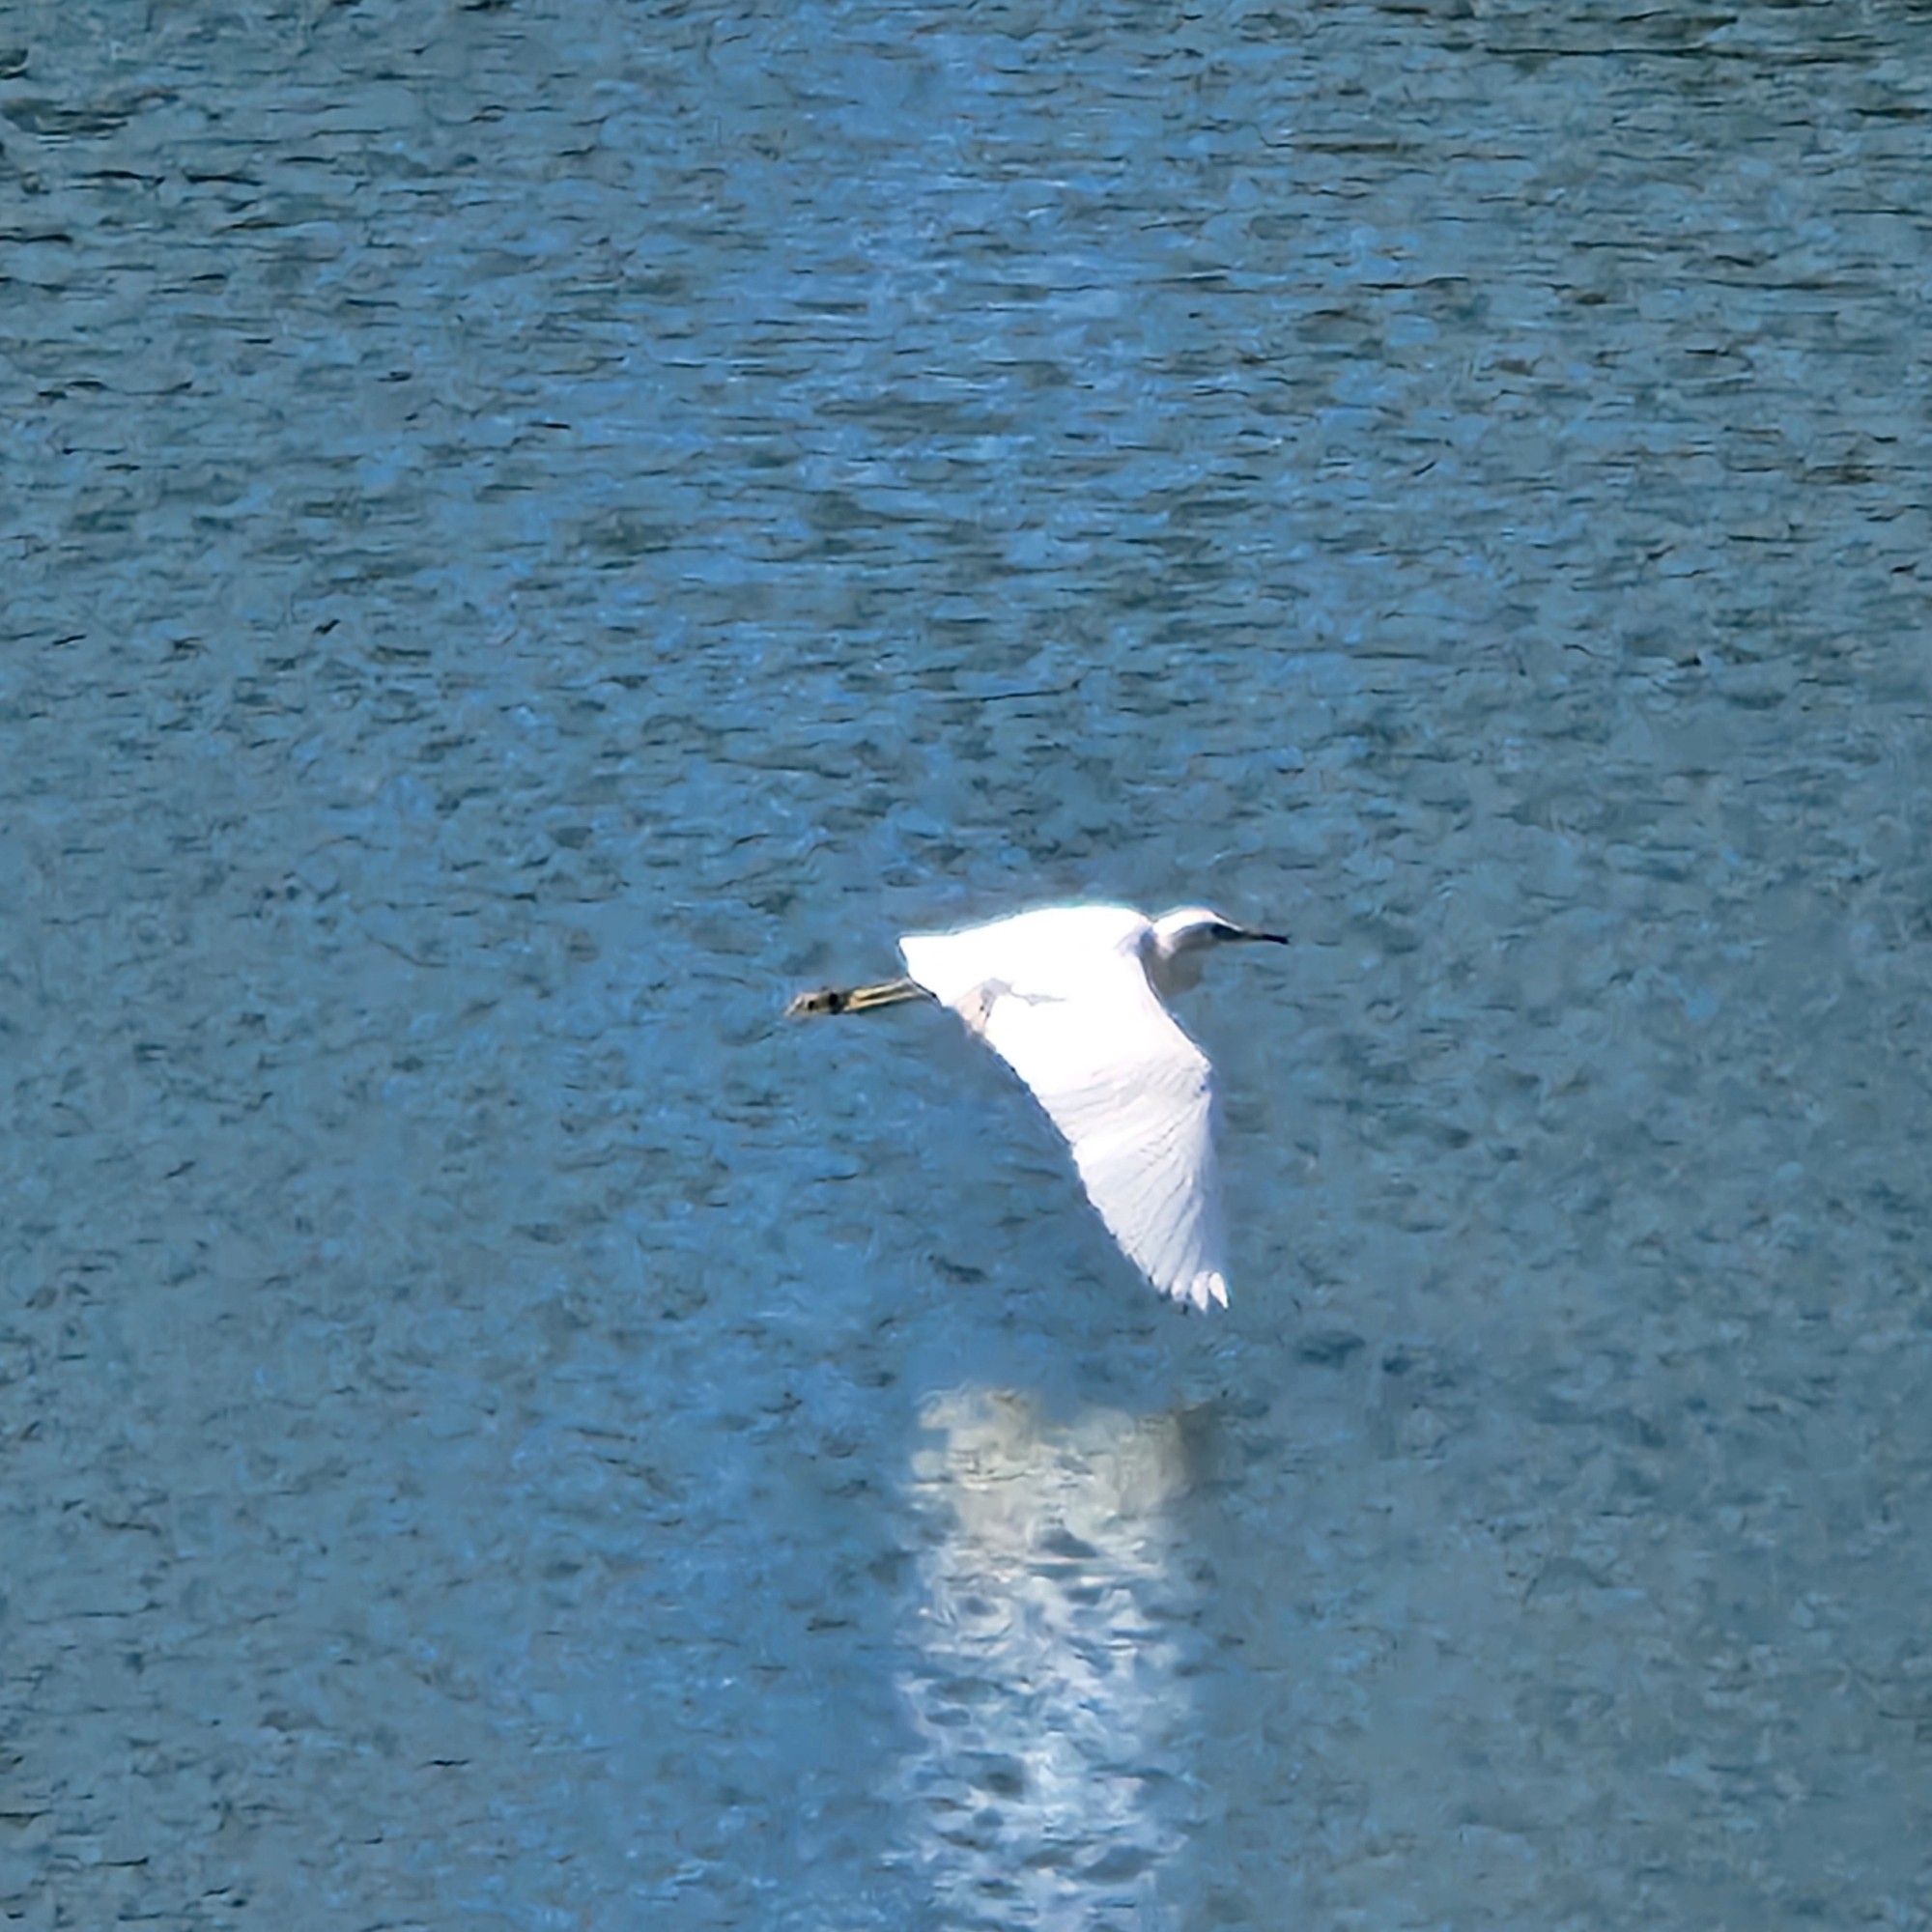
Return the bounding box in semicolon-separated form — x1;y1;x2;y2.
892;1388;1208;1928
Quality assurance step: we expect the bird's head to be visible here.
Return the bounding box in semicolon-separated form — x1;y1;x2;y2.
1147;906;1289;991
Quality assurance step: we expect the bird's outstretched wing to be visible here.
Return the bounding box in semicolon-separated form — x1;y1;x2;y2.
904;934;1228;1310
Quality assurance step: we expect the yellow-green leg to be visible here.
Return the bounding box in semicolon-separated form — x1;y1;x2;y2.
784;976;926;1018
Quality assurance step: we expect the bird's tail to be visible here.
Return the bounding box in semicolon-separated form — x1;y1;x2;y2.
784;976;927;1018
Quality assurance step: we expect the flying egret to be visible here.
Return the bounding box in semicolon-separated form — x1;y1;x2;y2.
786;904;1287;1311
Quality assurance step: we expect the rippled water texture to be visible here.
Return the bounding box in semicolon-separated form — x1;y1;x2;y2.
9;2;1932;1925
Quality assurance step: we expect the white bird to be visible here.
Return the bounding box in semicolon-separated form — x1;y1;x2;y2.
787;904;1287;1311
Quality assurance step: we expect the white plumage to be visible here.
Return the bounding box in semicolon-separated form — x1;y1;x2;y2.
795;902;1287;1312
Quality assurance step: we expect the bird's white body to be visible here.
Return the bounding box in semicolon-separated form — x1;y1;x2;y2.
894;903;1276;1312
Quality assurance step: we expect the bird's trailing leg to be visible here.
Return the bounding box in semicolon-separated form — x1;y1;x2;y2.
785;976;927;1018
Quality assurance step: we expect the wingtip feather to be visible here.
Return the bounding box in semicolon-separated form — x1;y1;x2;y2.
1174;1269;1229;1312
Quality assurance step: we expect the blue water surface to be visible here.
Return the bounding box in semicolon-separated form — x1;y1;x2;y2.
8;3;1931;1925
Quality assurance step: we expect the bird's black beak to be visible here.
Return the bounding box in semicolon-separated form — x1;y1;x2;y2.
1228;925;1289;945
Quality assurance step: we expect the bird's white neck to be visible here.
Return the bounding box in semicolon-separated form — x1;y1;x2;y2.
1142;925;1209;997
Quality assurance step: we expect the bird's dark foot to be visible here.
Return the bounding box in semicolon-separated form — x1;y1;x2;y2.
784;986;851;1018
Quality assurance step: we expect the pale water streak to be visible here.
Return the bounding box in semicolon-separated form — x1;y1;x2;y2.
895;1391;1199;1929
